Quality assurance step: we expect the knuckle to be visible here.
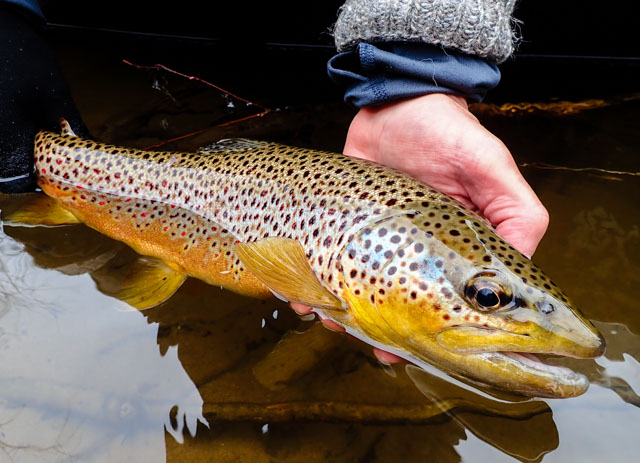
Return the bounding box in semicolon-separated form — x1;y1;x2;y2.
530;204;550;235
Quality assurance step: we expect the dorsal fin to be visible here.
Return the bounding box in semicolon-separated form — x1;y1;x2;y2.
235;237;344;310
59;118;78;137
197;138;272;154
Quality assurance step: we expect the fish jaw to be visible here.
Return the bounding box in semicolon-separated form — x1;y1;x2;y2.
338;281;593;398
435;306;605;360
333;213;604;398
430;307;604;398
438;350;591;398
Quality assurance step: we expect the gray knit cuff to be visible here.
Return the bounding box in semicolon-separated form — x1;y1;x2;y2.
334;0;518;63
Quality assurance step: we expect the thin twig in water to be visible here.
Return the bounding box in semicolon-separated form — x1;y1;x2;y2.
142;110;271;150
122;60;269;111
122;60;274;149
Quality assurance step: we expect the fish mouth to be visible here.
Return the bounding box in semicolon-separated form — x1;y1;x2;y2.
498;351;581;378
432;324;603;398
410;323;599;397
458;350;590;398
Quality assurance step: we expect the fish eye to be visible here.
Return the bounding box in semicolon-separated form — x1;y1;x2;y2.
475;287;500;309
465;274;511;311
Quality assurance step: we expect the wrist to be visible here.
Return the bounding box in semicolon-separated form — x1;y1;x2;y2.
328;42;500;107
445;94;469;110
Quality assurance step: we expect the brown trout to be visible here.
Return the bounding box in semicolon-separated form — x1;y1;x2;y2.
15;119;604;398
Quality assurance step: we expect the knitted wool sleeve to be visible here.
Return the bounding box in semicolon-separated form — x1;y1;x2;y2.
333;0;518;63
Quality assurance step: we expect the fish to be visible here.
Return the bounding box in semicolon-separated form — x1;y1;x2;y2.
10;118;605;398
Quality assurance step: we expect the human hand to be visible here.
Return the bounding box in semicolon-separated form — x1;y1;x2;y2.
293;93;549;364
344;93;549;257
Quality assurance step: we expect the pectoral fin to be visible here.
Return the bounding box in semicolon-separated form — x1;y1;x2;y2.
92;255;186;310
235;237;344;310
1;193;80;226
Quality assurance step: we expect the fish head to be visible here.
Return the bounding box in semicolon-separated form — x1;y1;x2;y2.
337;209;605;398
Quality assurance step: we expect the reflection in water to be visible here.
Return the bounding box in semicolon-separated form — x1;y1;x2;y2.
0;229;207;462
592;322;640;407
407;365;557;463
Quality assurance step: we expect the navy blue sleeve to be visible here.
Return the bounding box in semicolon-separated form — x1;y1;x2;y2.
1;0;44;20
327;42;501;107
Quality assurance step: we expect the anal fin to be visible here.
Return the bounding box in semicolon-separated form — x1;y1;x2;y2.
91;255;186;310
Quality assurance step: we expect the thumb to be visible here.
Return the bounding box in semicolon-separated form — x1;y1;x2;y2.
461;142;549;258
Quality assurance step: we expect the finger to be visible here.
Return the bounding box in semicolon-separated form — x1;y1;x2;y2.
290;302;313;315
461;140;549;257
320;318;346;333
494;202;549;258
373;348;405;365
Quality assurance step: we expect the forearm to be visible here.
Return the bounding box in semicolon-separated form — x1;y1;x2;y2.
334;0;517;64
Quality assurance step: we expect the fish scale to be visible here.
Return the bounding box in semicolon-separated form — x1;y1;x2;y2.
28;123;604;398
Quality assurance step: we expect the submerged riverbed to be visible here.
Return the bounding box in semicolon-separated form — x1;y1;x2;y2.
1;32;639;462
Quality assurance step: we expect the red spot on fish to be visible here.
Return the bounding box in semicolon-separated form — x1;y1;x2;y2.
56;159;63;165
125;198;131;202
115;216;120;220
163;226;169;231
171;204;176;208
211;226;217;232
98;201;105;206
93;169;101;174
162;180;168;187
214;254;220;258
181;231;186;236
140;212;147;217
76;185;83;189
40;168;46;174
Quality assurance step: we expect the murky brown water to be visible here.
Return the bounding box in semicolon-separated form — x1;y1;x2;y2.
1;35;639;462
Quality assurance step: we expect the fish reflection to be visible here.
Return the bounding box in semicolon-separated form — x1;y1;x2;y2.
407;365;558;463
593;323;640;405
551;321;640;408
